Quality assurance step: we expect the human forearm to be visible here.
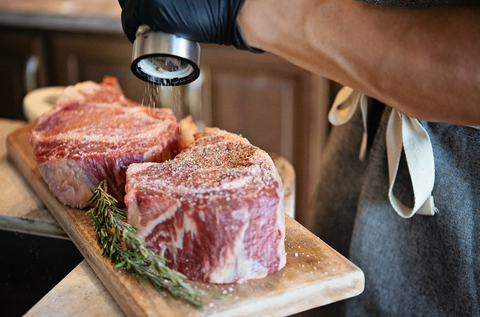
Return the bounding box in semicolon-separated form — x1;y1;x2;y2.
239;0;480;125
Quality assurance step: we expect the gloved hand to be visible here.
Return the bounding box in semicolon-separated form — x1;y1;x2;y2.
118;0;262;53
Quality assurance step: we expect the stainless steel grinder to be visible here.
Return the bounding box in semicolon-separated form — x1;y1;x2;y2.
131;25;200;86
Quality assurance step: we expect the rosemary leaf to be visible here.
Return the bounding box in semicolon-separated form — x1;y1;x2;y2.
86;180;226;309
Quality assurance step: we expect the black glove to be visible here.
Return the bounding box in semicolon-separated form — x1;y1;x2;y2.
118;0;262;53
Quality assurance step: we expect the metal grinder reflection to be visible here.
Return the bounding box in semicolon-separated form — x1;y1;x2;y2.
131;25;200;86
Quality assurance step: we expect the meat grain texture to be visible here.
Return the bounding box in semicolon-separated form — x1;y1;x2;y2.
125;128;287;284
30;77;180;208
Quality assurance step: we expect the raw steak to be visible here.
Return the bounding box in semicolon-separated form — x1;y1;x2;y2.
30;77;180;208
125;128;287;284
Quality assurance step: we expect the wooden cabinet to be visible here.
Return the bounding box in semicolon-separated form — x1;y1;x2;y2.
48;32;147;104
0;28;47;120
0;27;331;228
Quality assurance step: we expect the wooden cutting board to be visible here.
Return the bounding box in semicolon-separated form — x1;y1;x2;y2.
7;121;364;317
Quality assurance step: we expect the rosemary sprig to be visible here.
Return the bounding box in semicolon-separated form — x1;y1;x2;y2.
86;180;225;309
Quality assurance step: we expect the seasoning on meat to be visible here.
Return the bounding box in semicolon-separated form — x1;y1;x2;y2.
125;128;287;284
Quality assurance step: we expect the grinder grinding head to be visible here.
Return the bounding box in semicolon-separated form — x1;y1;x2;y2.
131;25;200;86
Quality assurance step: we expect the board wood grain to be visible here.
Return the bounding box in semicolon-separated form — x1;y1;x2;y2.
6;121;364;317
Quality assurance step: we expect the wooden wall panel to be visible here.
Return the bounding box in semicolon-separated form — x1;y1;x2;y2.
210;72;294;162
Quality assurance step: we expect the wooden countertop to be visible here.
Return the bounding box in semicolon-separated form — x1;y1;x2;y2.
0;0;122;33
25;260;128;317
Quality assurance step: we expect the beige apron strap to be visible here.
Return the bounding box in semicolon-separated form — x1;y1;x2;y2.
328;86;369;160
328;87;438;217
386;109;437;217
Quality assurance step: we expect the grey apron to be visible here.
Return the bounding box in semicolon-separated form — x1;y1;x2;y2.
311;2;480;314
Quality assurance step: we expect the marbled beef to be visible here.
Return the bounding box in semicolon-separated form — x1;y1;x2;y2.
125;128;286;284
30;77;180;208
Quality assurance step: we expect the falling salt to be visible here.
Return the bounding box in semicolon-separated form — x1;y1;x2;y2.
295;253;298;257
209;303;214;308
222;290;228;294
228;287;234;292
